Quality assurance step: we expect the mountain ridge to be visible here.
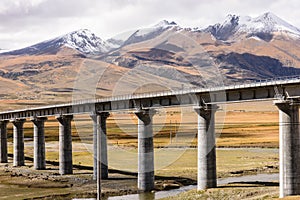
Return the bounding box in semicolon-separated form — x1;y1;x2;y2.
1;13;300;56
0;12;300;108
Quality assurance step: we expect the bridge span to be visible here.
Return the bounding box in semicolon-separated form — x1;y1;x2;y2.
0;76;300;198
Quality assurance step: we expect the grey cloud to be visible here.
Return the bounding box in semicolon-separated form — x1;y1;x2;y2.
0;0;98;17
0;0;299;50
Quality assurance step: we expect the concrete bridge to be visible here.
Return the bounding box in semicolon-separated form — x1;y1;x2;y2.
1;76;300;198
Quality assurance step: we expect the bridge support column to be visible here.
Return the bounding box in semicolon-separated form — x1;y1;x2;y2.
11;119;26;167
0;120;9;163
275;99;300;198
56;115;73;175
31;117;47;170
135;109;155;192
194;105;217;190
91;112;110;180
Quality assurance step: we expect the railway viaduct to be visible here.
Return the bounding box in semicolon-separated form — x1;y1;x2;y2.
0;77;300;198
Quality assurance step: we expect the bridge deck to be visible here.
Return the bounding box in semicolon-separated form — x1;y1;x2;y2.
0;76;300;119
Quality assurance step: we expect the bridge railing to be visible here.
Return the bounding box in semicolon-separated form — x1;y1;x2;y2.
69;75;300;106
2;75;300;113
109;75;300;102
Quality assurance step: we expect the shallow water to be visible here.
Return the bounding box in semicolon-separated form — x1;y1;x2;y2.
106;173;279;200
218;173;278;185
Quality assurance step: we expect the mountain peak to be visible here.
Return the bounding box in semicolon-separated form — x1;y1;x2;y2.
253;12;286;27
2;29;114;56
119;20;180;46
65;29;98;40
205;12;300;41
154;20;177;28
68;28;91;34
225;14;240;21
61;29;112;54
256;12;280;22
252;12;300;34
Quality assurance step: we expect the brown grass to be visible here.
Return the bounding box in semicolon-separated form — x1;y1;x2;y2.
4;101;281;149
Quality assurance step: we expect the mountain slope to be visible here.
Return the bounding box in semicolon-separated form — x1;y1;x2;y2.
216;52;300;81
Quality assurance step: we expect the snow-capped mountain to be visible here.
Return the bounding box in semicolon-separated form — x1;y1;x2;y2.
2;13;300;57
2;29;114;56
108;20;180;47
1;12;300;103
205;12;300;41
62;29;113;54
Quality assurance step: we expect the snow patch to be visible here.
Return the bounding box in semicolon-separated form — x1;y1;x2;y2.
248;36;262;41
108;20;178;46
135;27;158;37
111;30;137;42
135;20;178;37
0;48;9;53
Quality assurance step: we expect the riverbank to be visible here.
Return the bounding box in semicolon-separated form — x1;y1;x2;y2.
0;147;279;199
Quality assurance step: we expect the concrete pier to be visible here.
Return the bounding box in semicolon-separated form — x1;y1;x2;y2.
91;112;110;180
135;109;155;192
0;120;8;163
11;119;26;166
91;113;98;180
194;105;217;190
275;99;300;197
56;115;73;175
100;112;110;180
31;117;47;170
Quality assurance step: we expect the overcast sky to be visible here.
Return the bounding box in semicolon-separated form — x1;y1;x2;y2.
0;0;299;50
